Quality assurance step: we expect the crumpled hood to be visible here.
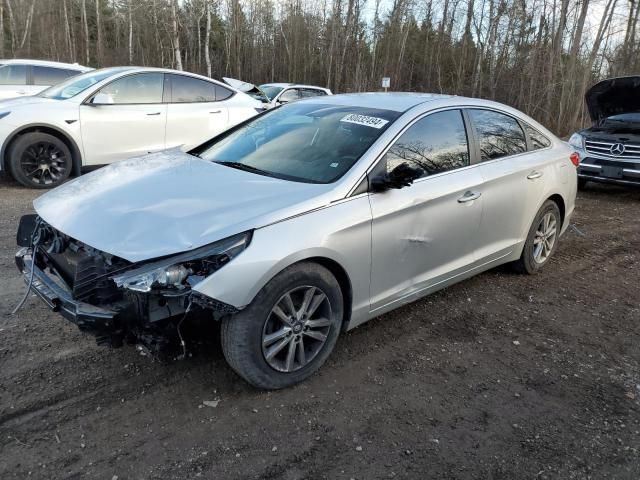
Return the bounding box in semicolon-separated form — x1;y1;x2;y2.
586;76;640;122
33;149;332;262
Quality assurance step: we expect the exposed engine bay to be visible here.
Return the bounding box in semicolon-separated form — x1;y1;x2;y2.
582;113;640;141
14;214;244;357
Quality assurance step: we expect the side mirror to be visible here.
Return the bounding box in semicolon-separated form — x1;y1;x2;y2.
90;92;114;105
370;162;422;192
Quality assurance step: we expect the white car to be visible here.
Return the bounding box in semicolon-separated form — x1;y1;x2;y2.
0;59;91;100
259;83;332;107
0;67;264;188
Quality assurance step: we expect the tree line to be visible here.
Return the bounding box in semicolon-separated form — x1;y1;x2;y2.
1;0;638;135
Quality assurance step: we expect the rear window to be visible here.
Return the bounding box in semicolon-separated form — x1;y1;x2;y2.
169;74;216;102
469;109;527;160
524;124;552;150
215;84;234;101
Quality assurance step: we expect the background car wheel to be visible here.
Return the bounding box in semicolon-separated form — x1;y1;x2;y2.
9;132;72;189
577;177;588;190
221;262;343;389
512;200;561;275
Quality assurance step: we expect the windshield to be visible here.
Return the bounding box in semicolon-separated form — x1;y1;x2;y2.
38;68;130;100
193;103;401;183
260;85;284;101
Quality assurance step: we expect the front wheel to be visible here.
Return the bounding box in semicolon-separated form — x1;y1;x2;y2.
512;200;561;274
8;132;72;189
221;262;343;389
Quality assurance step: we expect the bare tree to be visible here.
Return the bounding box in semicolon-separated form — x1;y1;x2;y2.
171;0;183;70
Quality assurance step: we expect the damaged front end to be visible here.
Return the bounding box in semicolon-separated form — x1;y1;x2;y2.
14;214;248;355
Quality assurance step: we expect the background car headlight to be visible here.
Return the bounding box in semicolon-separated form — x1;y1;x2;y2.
568;133;584;150
112;232;252;292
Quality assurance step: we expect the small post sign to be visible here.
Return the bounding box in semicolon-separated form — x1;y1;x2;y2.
381;77;390;92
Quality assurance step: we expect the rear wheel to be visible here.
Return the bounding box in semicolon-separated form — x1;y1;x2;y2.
9;132;72;189
512;200;561;274
221;262;343;389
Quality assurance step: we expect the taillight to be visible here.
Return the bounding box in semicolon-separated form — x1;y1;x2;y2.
569;152;580;167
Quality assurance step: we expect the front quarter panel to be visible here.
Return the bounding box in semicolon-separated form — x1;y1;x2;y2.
191;195;373;327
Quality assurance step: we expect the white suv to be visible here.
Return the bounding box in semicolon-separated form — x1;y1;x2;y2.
0;59;91;100
0;67;263;188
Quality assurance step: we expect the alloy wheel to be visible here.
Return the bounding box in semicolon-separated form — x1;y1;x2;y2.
19;141;69;186
261;286;332;373
533;212;557;264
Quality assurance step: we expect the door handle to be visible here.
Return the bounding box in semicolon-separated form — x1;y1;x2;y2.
457;191;482;203
209;110;221;114
146;112;161;116
527;170;543;180
16;90;26;95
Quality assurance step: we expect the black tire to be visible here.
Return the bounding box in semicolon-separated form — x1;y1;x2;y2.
221;262;343;389
8;132;73;189
577;177;588;190
512;200;562;275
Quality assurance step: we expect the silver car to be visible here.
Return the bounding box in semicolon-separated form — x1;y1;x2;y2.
15;93;577;389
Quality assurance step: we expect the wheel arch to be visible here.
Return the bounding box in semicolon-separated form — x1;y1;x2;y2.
300;256;354;332
2;124;83;176
547;193;566;227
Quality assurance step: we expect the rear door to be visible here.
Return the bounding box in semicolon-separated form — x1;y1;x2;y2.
468;108;551;262
369;109;484;311
79;72;167;165
164;74;231;150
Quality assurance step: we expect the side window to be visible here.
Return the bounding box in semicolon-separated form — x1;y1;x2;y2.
0;65;27;85
524;124;552;150
468;109;526;161
383;109;470;178
98;73;164;104
279;89;300;103
33;66;80;86
215;84;234;101
301;88;326;98
169;74;216;102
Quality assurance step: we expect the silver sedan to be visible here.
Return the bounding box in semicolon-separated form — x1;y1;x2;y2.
15;93;577;389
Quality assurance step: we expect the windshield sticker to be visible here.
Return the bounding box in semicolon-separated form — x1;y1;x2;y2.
340;114;389;129
330;162;339;168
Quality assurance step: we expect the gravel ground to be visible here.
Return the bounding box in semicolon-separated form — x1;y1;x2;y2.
0;175;639;480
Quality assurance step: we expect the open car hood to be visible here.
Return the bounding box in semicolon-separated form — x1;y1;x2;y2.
585;76;640;122
33;149;331;262
223;77;269;104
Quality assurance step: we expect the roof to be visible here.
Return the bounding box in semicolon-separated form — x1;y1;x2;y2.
0;58;92;71
301;92;453;112
261;83;330;91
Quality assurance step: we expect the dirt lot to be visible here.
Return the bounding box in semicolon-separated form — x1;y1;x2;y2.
0;175;639;480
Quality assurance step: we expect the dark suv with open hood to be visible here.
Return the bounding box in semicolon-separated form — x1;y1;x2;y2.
569;76;640;188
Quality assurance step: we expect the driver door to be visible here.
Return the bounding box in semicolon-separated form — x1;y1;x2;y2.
369;109;484;312
79;72;167;166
